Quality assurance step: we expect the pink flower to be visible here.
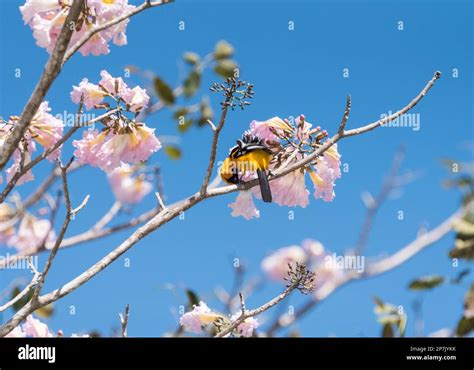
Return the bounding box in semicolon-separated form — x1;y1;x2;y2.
74;123;160;171
229;191;260;220
249;116;292;142
7;214;55;254
122;86;150;113
5;140;36;185
180;302;222;334
28;101;64;159
71;78;108;110
308;146;341;202
99;70;127;96
108;164;152;204
22;315;53;337
230;312;259;337
20;0;135;56
261;246;308;281
266;169;309;208
5;326;27;338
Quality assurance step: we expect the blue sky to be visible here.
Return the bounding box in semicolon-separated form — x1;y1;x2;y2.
0;0;473;337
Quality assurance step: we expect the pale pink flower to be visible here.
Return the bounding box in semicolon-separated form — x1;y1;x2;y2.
229;191;260;220
180;302;222;334
96;125;161;170
72;129;107;167
5;326;27;338
7;214;55;254
20;0;135;56
108;164;152;204
267;169;309;208
122;86;150;112
230;312;259;337
71;78;108;110
261;245;308;281
249;116;292;142
5;140;36;185
22;315;53;337
28;101;64;159
99;70;127;96
309;145;342;202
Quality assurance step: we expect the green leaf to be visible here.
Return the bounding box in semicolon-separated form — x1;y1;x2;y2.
153;77;175;105
183;71;201;97
173;107;189;120
197;100;214;126
35;304;54;318
183;52;200;65
164;145;182;160
186;289;200;308
408;275;445;291
214;40;234;60
177;118;193;133
214;60;238;79
456;316;474;337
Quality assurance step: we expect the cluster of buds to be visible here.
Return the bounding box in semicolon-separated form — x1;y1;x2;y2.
285;262;316;295
210;77;254;110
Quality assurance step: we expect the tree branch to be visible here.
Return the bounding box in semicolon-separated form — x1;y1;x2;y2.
0;72;441;337
0;0;85;171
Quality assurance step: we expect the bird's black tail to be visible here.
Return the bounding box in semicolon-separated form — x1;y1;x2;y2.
257;169;272;203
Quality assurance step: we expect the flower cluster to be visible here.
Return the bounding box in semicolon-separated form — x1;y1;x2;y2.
72;70;160;171
20;0;135;56
6;314;89;337
179;301;259;337
228;115;342;220
261;239;344;292
0;101;64;186
0;203;56;254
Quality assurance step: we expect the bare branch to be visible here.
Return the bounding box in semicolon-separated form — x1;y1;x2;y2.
338;94;352;134
265;203;469;336
119;304;130;338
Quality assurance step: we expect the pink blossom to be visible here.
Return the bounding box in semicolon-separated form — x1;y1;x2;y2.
122;86;150;112
71;78;108;110
28;101;64;159
72;129;107;167
180;302;222;334
230;312;259;337
22;315;53;337
261;245;308;281
308;145;341;202
99;70;127;96
267;169;309;208
249;116;291;142
5;140;36;185
229;191;260;220
108;164;152;204
20;0;135;56
5;326;27;338
7;214;55;254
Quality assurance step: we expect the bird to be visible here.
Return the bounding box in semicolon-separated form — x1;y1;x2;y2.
220;133;273;202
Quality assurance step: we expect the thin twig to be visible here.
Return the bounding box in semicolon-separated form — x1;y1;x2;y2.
215;281;300;338
119;304;130;338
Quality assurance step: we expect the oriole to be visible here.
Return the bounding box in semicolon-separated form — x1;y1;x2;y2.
220;134;273;202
